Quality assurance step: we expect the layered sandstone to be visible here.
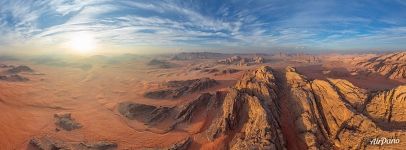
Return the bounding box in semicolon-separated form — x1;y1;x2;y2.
144;78;218;99
217;55;266;66
29;136;117;150
284;66;406;150
207;66;285;150
356;52;406;79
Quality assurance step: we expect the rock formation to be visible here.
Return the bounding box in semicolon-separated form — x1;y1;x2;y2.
200;68;219;73
171;52;228;60
217;56;243;64
29;136;117;150
356;52;406;79
165;137;192;150
217;55;266;66
123;65;405;149
214;68;240;76
118;102;172;124
284;66;406;149
119;91;226;131
207;66;285;150
6;65;33;74
54;113;82;131
0;65;34;82
364;85;406;126
0;74;29;82
144;78;218;99
147;59;176;68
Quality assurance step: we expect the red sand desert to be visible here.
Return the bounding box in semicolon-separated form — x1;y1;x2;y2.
0;52;405;149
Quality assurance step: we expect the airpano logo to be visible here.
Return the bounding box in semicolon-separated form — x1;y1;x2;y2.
369;137;400;146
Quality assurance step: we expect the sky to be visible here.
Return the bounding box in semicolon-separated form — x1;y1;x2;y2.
0;0;405;54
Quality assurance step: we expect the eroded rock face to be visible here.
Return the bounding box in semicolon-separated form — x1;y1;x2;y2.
356;52;406;79
119;91;226;131
217;56;242;64
166;137;192;150
54;113;82;131
217;56;265;66
0;74;29;82
284;67;329;149
171;52;228;60
29;136;117;150
207;66;285;150
116;66;405;149
117;102;171;123
327;78;367;111
6;65;33;74
147;59;176;68
144;78;218;99
365;85;406;125
284;66;406;150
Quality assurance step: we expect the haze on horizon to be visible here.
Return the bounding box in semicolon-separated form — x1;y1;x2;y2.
0;0;405;55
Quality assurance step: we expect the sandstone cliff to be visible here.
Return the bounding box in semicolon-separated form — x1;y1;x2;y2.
284;66;406;150
356;52;406;79
207;66;285;150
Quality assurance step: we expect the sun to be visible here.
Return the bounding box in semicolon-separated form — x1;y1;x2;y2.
68;32;97;54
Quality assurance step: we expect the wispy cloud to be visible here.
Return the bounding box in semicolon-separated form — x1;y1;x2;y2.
0;0;405;53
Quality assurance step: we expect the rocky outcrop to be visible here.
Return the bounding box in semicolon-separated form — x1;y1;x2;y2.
6;65;33;74
277;53;321;63
217;56;243;64
147;59;176;68
171;52;228;60
0;64;14;68
284;67;331;149
29;136;117;150
117;102;171;124
0;74;29;82
355;52;406;79
119;91;226;131
284;66;406;149
144;78;218;99
200;68;219;73
221;68;240;74
217;55;266;66
364;85;406;125
253;56;265;63
54;113;82;131
166;137;192;150
207;66;285;150
327;78;368;111
214;68;240;76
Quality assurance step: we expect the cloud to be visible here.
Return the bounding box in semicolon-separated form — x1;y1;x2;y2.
0;0;405;53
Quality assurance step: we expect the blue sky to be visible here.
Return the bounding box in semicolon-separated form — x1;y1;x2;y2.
0;0;405;54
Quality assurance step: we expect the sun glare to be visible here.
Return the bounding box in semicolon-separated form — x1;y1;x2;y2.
68;32;97;54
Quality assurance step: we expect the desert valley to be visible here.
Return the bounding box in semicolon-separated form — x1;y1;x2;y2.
0;51;405;150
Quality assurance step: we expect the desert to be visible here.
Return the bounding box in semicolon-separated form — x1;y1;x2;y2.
0;51;404;149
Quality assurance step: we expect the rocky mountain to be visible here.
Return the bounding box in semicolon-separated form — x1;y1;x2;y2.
284;67;405;149
29;136;117;150
147;59;177;68
0;74;29;82
119;66;405;149
356;52;406;79
217;55;265;66
119;91;226;131
207;66;285;149
0;65;34;82
144;78;218;99
6;65;33;74
171;52;229;60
